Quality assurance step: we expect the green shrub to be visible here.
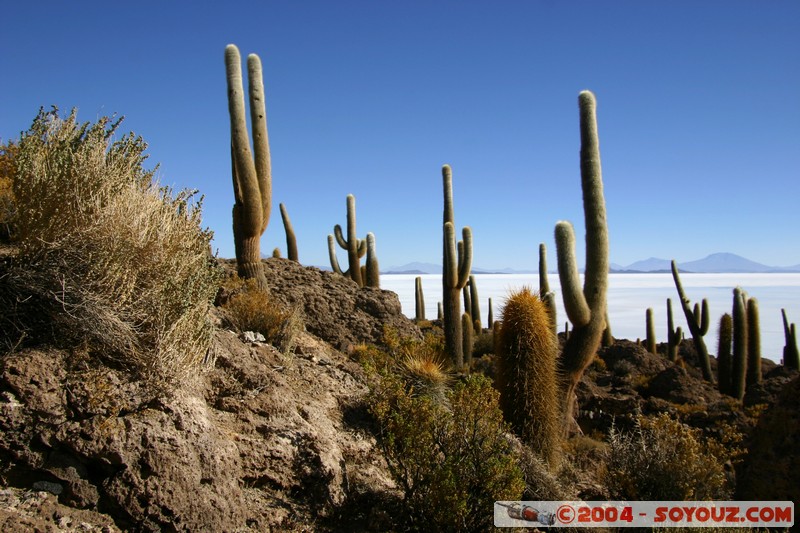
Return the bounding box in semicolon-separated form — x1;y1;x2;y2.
369;373;524;532
1;108;220;386
604;413;735;500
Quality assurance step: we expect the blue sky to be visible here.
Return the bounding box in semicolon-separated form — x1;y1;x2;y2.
2;1;798;271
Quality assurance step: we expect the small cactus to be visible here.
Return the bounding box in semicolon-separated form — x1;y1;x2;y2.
415;277;425;321
670;261;713;382
782;309;800;370
495;287;561;467
538;243;557;335
487;297;494;329
279;203;298;262
746;297;761;387
666;298;682;362
365;232;380;288
469;275;481;334
717;313;733;395
732;287;748;401
645;308;656;355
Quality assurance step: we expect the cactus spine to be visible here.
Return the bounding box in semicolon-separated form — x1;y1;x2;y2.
225;44;272;289
732;287;748;401
645;308;656;355
555;90;609;433
495;287;561;467
717;313;733;395
782;309;800;370
279;203;298;262
670;261;713;381
414;277;425;321
441;165;472;369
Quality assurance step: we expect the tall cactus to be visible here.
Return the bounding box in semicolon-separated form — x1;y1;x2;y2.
746;297;762;387
415;276;425;321
732;287;748;401
225;44;271;288
717;313;733;395
670;260;714;382
279;203;298;262
441;164;472;369
495;287;561;467
488;297;494;329
782;309;800;370
555;90;609;432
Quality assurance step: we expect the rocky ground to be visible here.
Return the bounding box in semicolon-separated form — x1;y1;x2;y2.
1;257;798;531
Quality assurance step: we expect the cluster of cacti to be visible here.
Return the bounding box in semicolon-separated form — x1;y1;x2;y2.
666;298;683;362
279;203;298;262
441;165;473;369
414;276;425;321
670;261;713;381
495;287;561;467
725;288;763;400
328;194;380;288
225;44;272;289
782;309;799;370
731;288;748;400
554;90;609;432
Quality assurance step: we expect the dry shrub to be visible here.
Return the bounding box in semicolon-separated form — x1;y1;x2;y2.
604;412;736;500
1;108;220;386
221;276;303;355
0;140;17;240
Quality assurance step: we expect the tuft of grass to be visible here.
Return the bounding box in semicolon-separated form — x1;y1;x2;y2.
1;108;221;387
221;276;303;355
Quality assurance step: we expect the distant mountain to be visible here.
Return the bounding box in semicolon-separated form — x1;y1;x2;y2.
615;253;800;273
385;253;800;275
623;257;673;272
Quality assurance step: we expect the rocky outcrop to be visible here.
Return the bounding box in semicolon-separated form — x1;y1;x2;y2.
0;259;418;531
242;258;421;351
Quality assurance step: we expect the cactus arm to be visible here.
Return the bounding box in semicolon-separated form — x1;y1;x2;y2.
225;45;263;236
469;275;481;330
555;221;591;328
246;53;271;234
444;222;458;290
457;227;472;289
333;224;348;249
746;297;761;386
327;235;344;276
699;299;710;335
578;91;609;314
